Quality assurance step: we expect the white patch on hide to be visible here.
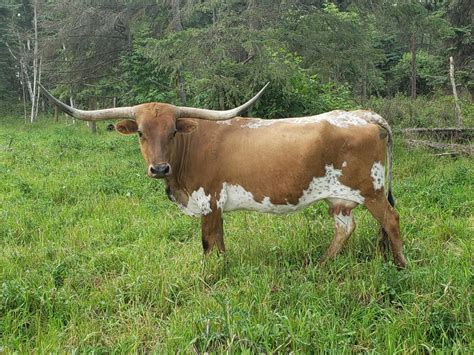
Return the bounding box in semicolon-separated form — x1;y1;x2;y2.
217;164;364;214
216;120;232;126
241;111;369;129
178;187;212;217
342;161;347;168
370;161;385;191
334;211;354;234
362;111;387;127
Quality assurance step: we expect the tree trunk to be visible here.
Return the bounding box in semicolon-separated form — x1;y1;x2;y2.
22;40;34;112
449;56;463;127
246;0;257;58
30;0;40;122
177;71;187;104
170;0;182;31
89;121;97;133
34;56;42;121
54;105;59;122
362;62;368;103
70;95;76;124
5;4;40;122
5;41;29;121
410;33;417;99
218;87;225;110
89;97;97;133
21;71;27;122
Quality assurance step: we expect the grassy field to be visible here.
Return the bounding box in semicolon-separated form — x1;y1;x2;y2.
0;116;472;352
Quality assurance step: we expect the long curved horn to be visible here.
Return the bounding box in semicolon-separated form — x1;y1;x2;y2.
177;82;269;120
40;84;135;121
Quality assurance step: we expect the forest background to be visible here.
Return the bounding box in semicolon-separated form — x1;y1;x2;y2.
0;0;472;124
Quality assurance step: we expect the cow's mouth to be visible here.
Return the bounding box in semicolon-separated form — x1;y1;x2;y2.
149;173;168;179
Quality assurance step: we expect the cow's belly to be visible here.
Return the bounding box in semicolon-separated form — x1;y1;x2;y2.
171;164;366;217
218;164;365;214
218;183;311;214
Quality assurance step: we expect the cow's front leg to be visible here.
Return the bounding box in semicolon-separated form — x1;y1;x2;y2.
201;209;225;254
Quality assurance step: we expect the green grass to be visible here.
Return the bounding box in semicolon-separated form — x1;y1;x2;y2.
0;116;472;352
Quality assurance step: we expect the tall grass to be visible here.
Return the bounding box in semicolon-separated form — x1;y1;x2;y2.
0;116;472;352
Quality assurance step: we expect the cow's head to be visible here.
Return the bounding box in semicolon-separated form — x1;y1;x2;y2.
114;103;193;178
40;83;268;179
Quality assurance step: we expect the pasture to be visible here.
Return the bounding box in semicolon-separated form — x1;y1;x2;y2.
0;116;472;352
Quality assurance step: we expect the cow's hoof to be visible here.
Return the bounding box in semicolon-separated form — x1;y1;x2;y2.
319;257;329;267
394;255;407;270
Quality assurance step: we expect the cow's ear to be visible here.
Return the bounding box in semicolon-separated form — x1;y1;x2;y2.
115;120;138;135
176;118;198;134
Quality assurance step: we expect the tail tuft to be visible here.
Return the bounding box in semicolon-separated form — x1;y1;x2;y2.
387;188;395;207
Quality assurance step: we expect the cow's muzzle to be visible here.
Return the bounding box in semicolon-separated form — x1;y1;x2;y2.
148;163;171;178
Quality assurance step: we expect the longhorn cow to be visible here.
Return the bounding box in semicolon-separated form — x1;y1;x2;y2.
40;84;407;268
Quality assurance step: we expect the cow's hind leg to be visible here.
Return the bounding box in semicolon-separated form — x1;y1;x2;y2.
364;195;407;268
321;199;357;265
379;226;391;258
201;209;225;254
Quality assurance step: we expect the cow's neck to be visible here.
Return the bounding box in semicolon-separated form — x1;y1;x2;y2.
165;130;193;193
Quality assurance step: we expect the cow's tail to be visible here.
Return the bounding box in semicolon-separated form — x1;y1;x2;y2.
365;113;395;207
367;114;395;253
385;125;395;207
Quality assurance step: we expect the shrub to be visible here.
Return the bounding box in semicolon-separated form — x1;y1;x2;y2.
366;94;473;128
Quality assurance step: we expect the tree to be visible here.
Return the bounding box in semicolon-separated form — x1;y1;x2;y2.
379;1;453;98
444;0;473;98
390;50;446;94
40;0;140;93
1;0;467;121
285;3;385;100
3;0;42;122
0;2;18;104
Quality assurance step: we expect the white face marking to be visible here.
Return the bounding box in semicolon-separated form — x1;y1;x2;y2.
241;111;369;129
370;161;385;191
217;164;364;214
342;161;347;168
177;187;212;217
334;211;354;234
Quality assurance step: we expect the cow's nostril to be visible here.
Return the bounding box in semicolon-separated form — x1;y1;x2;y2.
150;163;171;177
150;165;160;175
